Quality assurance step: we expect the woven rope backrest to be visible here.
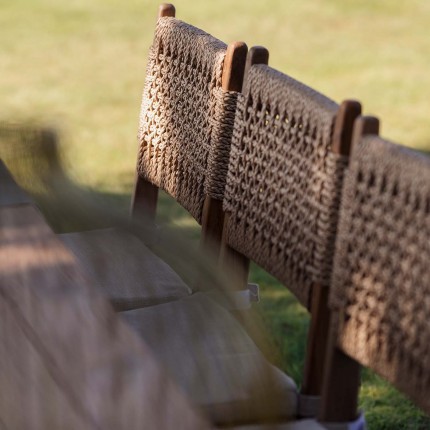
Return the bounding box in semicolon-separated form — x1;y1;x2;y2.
331;135;430;414
223;64;346;306
137;17;239;223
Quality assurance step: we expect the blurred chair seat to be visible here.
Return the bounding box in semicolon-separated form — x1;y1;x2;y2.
60;228;191;311
1;156;190;312
120;292;298;425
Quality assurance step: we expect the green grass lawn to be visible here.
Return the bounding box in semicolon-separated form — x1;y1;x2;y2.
2;0;430;428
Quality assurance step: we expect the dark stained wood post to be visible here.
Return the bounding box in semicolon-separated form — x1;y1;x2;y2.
318;115;380;423
131;173;159;221
158;3;176;18
130;4;177;221
201;41;248;254
300;100;362;400
219;46;269;290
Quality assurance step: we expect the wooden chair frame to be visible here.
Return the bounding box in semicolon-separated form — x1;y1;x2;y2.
131;3;247;257
318;116;382;424
220;46;362;410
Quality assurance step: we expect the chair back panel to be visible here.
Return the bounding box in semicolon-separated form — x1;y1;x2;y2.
223;64;346;306
138;17;238;223
330;135;430;414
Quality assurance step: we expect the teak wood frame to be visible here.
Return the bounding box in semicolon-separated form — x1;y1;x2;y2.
318;116;380;424
220;46;270;290
220;45;363;407
131;3;247;256
300;99;362;399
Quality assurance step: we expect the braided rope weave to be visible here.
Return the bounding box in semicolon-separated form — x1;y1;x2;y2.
137;18;238;223
223;65;346;307
331;136;430;414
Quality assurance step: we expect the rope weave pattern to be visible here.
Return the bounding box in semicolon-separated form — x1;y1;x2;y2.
331;136;430;414
223;65;346;307
205;88;239;201
137;18;238;223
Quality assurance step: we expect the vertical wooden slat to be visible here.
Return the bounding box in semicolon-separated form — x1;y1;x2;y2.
351;115;380;147
201;41;247;254
332;100;363;157
221;41;249;93
243;46;269;85
318;115;380;423
130;173;159;222
219;46;269;290
301;100;361;398
319;326;362;422
130;4;177;221
158;3;176;18
300;284;331;398
220;213;250;289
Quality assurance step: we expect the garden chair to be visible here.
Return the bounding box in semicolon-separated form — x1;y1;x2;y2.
319;116;430;427
221;46;362;416
59;3;248;311
119;46;362;427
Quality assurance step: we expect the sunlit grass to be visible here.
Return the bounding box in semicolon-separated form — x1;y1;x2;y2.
360;370;430;429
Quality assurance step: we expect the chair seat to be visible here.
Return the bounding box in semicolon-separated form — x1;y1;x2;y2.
59;228;191;311
120;293;298;425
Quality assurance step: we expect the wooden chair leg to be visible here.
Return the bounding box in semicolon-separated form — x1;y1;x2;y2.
130;174;158;221
300;100;362;401
319;340;361;422
220;213;250;291
201;197;224;255
301;285;331;397
130;4;176;222
200;41;247;251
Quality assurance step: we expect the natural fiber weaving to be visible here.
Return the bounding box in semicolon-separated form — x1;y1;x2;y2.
223;64;346;307
331;135;430;414
137;18;238;223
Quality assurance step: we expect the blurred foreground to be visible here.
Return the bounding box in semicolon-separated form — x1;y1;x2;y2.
0;124;294;428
